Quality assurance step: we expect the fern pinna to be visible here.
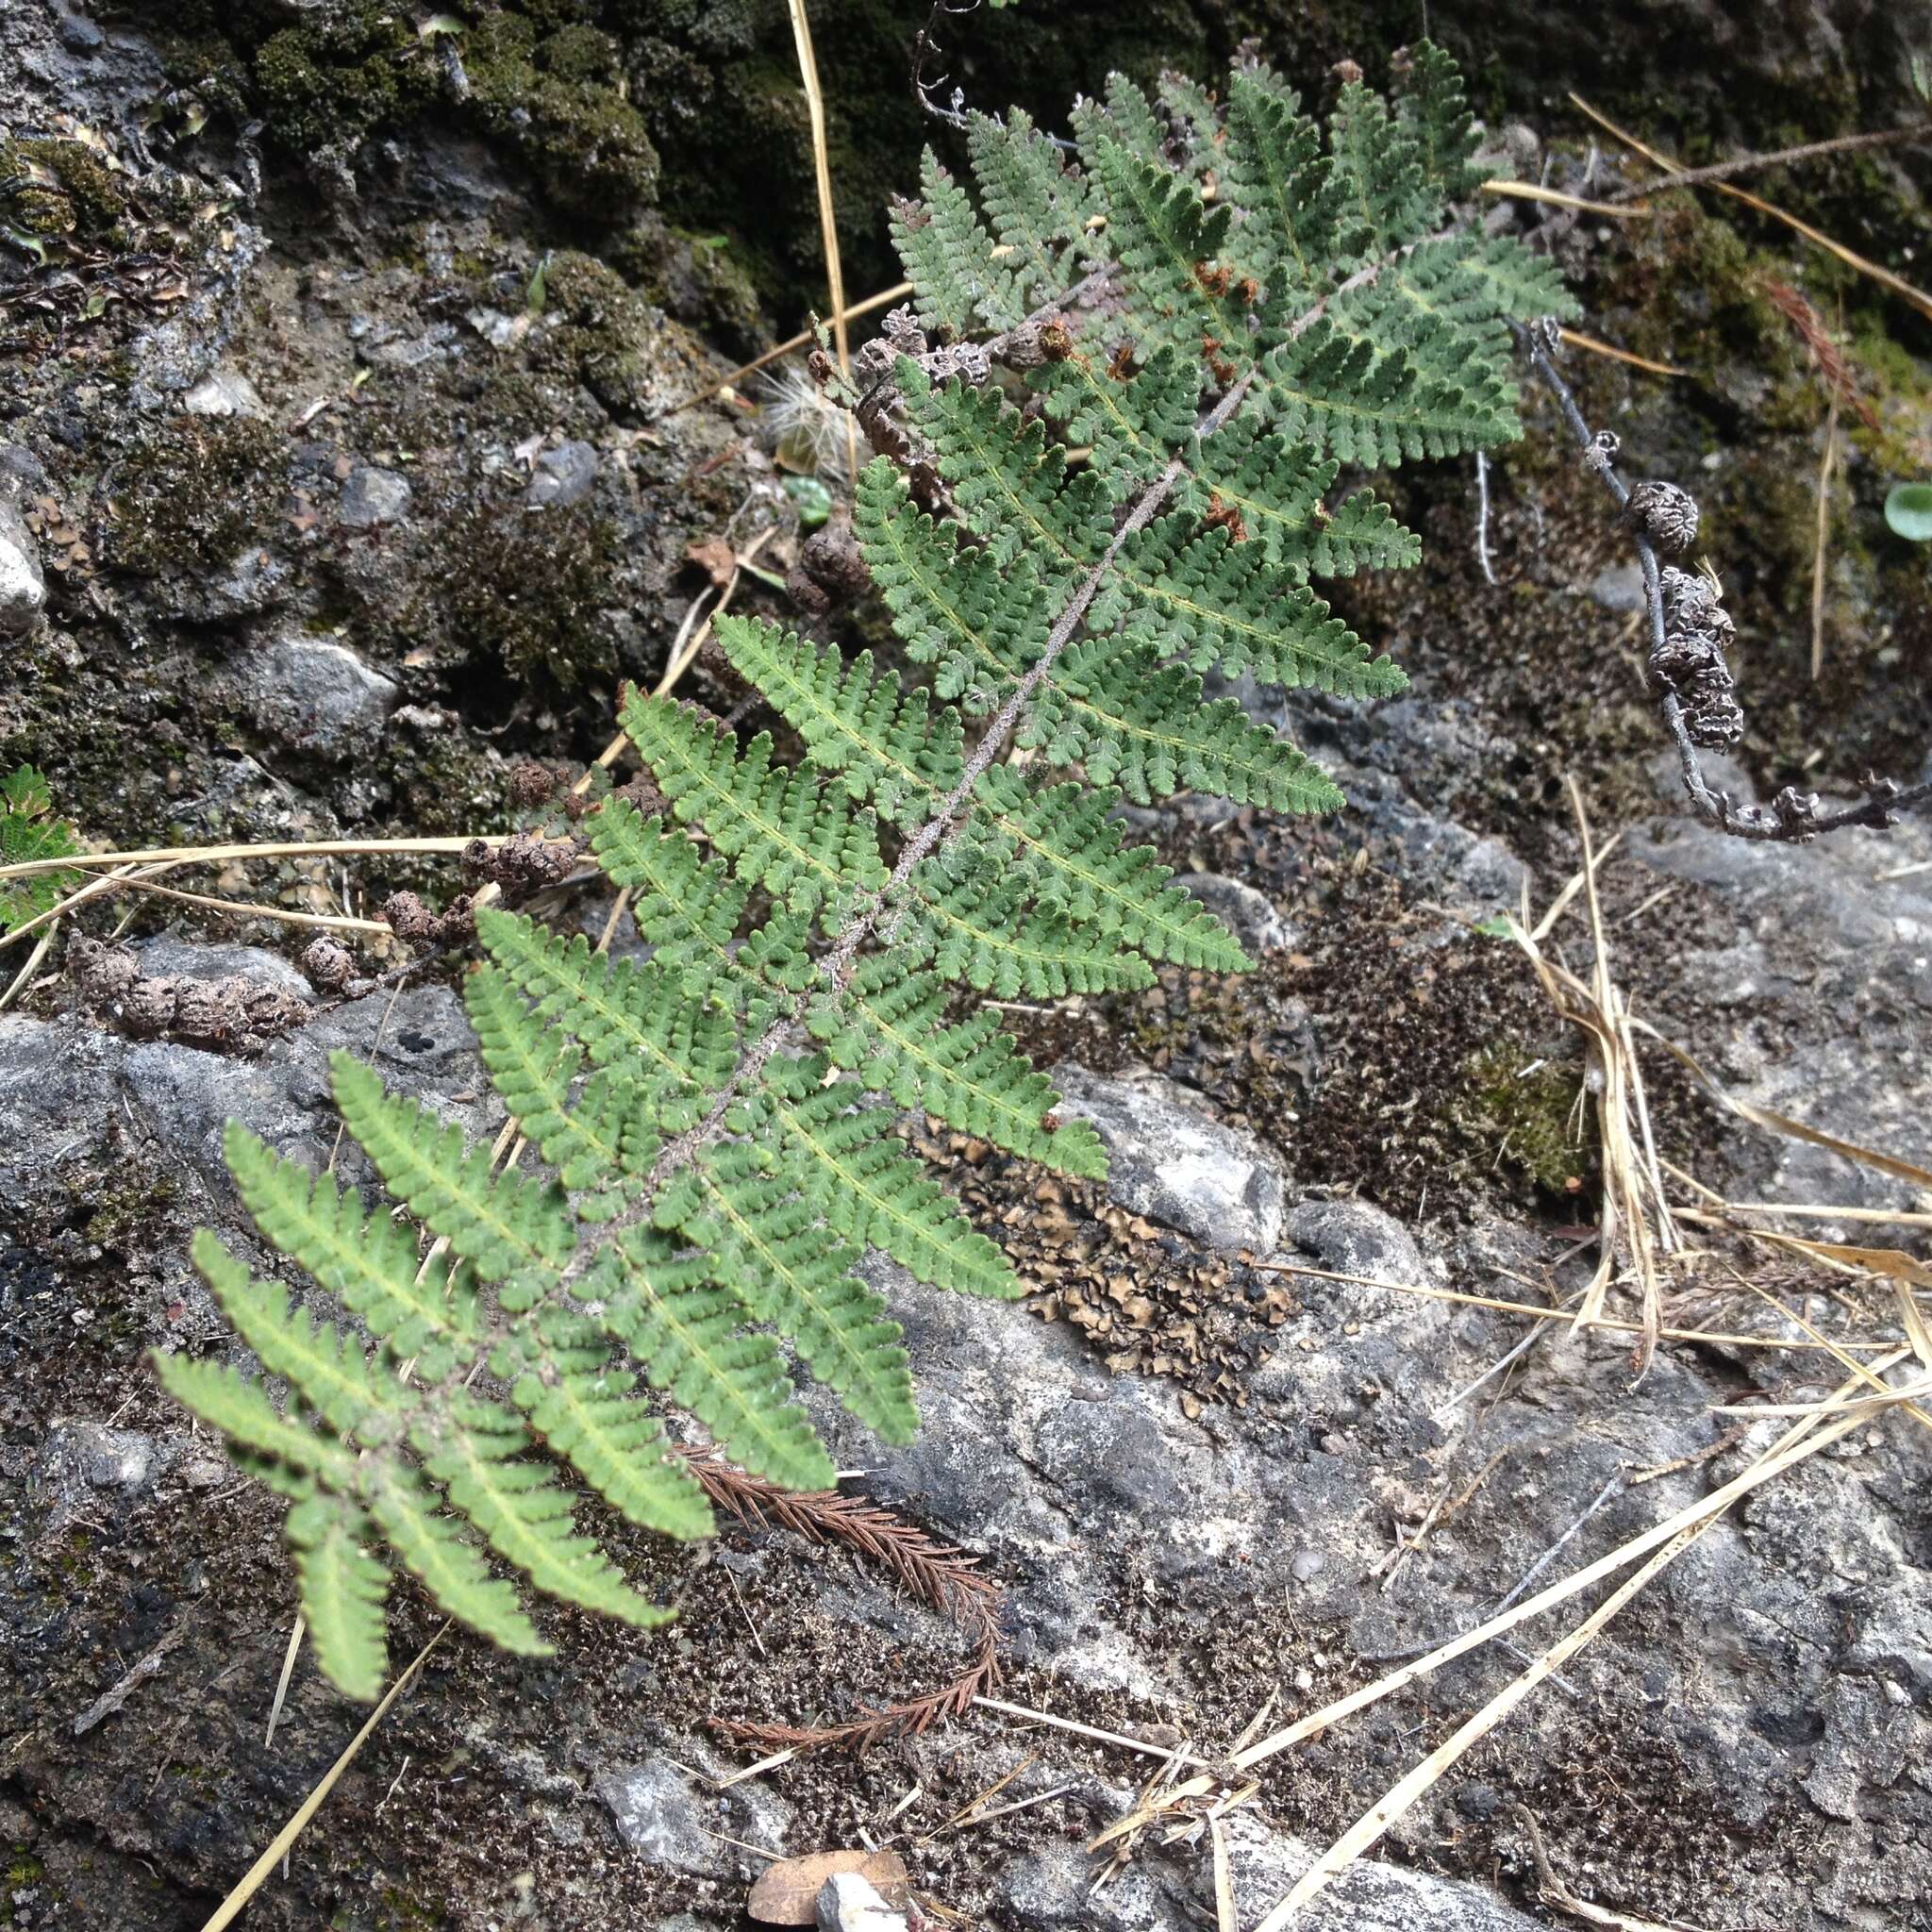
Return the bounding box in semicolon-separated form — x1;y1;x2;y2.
159;44;1571;1697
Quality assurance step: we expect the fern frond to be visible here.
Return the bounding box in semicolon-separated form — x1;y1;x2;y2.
1024;638;1346;812
513;1349;715;1540
223;1123;482;1367
1219;67;1346;297
150;1351;359;1486
711;614;964;826
856;458;1048;709
159;40;1570;1705
192;1231;402;1439
1395;40;1491;201
593;1230;837;1490
966;107;1091;303
805;950;1108;1175
417;1394;672;1628
897;845;1159;999
1086;135;1241;345
1112;518;1409;694
366;1464;552;1655
330;1056;571;1292
892;148;1024;338
759;1058;1021;1299
1327;80;1434;258
621;694;888;923
968;768;1251;973
285;1493;392;1703
693;1143;917;1442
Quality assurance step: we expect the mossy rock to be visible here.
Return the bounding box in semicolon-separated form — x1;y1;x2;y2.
525;250;658;416
106;418;288;578
452;13;660;220
0;137;131;242
439;496;621;690
251;4;437;156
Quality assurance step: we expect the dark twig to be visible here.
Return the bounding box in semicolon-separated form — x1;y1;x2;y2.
1513;319;1932;841
679;1451;1003;1752
1602;120;1932;204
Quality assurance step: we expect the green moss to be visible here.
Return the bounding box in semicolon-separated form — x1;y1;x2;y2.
441;498;620;691
1453;1043;1588;1195
251;5;433;155
1;136;130;241
527;250;657;416
108;417;287;577
466;15;658;219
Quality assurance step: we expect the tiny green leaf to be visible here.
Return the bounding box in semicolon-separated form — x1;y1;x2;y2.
1884;482;1932;543
784;475;833;528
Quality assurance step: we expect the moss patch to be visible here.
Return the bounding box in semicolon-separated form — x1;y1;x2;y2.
440;498;621;690
105;418;288;578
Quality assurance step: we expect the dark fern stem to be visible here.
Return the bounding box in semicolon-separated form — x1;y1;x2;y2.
1513;317;1932;843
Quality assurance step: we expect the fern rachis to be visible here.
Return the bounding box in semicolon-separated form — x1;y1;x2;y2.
159;43;1570;1699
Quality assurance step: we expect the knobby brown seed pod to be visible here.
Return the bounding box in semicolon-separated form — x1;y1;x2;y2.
1626;479;1700;555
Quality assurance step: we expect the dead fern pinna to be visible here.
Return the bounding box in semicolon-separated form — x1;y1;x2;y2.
158;43;1573;1700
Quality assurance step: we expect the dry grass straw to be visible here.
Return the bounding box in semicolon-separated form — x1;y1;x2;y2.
784;0;858;483
1482;180;1651;219
197;1624;448;1932
1496;780;1678;1374
1556;329;1686;379
1571;92;1932;324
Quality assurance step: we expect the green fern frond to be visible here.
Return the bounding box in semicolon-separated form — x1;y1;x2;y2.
512;1352;715;1540
711;614;963;826
366;1464;553;1655
592;1229;837;1489
1218;68;1345;295
692;1143;918;1442
759;1058;1021;1299
621;693;888;923
285;1493;391;1703
897;844;1159;999
805;950;1108;1176
894;149;1024;338
1394;40;1491;201
161;39;1571;1706
1111;519;1409;694
1086;135;1240;345
966;107;1091;302
968;768;1250;973
416;1393;672;1628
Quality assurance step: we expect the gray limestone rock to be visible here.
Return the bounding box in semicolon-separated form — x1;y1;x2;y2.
1051;1064;1287;1254
0;494;47;637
